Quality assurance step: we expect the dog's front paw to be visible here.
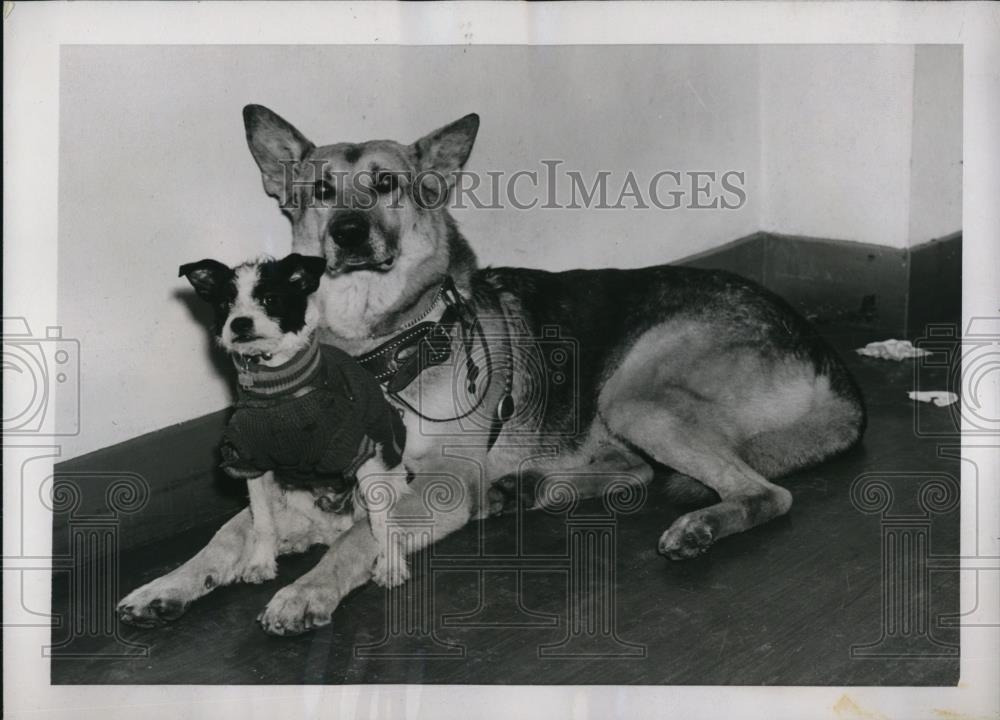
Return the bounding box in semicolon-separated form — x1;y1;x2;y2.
658;514;716;560
239;557;277;584
489;471;541;514
372;552;410;589
117;580;192;628
258;583;337;636
239;534;278;584
278;536;311;555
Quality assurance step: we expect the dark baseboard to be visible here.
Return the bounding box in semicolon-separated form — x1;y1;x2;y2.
54;230;961;554
52;409;246;558
907;231;962;339
679;231;962;338
678;231;768;285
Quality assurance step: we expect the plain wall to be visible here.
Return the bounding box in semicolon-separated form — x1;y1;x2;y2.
759;45;917;247
58;45;762;459
908;45;963;245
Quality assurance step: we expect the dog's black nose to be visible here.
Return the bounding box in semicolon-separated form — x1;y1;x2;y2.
330;212;370;248
230;316;254;336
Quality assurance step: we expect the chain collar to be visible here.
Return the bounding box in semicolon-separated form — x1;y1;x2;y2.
365;282;447;342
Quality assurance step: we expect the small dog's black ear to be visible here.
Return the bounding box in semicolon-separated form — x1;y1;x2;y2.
279;253;327;295
178;259;232;300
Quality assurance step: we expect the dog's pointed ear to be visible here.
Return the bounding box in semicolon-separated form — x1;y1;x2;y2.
278;253;327;295
243;104;315;204
179;259;232;301
413;113;480;180
411;113;479;206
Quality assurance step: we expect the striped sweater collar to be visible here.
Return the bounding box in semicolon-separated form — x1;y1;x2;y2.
232;334;322;399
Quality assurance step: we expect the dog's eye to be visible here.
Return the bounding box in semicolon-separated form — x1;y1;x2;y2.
374;172;399;194
260;294;280;310
314;180;336;202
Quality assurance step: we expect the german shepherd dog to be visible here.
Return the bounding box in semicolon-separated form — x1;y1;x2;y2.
118;106;865;636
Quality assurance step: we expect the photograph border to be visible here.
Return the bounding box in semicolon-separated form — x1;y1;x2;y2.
4;3;998;719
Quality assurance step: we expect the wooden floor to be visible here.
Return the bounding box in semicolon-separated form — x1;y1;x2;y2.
51;328;961;685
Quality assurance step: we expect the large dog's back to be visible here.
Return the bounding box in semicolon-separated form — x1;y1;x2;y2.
475;263;866;480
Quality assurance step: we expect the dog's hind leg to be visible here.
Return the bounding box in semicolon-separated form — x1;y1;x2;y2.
490;456;722;516
487;445;653;516
535;459;654;509
737;395;864;478
602;398;793;560
532;456;654;512
118;509;256;627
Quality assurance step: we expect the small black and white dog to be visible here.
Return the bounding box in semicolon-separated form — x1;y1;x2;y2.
177;253;410;592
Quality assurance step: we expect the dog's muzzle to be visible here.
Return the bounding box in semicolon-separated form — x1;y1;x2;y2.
325;211;397;273
329;211;369;249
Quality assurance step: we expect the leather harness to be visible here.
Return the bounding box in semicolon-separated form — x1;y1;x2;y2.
353;277;514;450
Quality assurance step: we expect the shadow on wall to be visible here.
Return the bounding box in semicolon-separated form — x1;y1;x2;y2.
173;288;236;395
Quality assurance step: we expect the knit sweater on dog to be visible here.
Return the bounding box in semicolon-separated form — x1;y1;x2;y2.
220;335;405;492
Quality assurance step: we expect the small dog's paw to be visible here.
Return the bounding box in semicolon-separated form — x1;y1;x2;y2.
658;515;716;560
239;558;278;584
372;553;410;589
489;471;541;513
239;536;278;583
278;537;311;555
258;584;337;636
117;582;191;628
